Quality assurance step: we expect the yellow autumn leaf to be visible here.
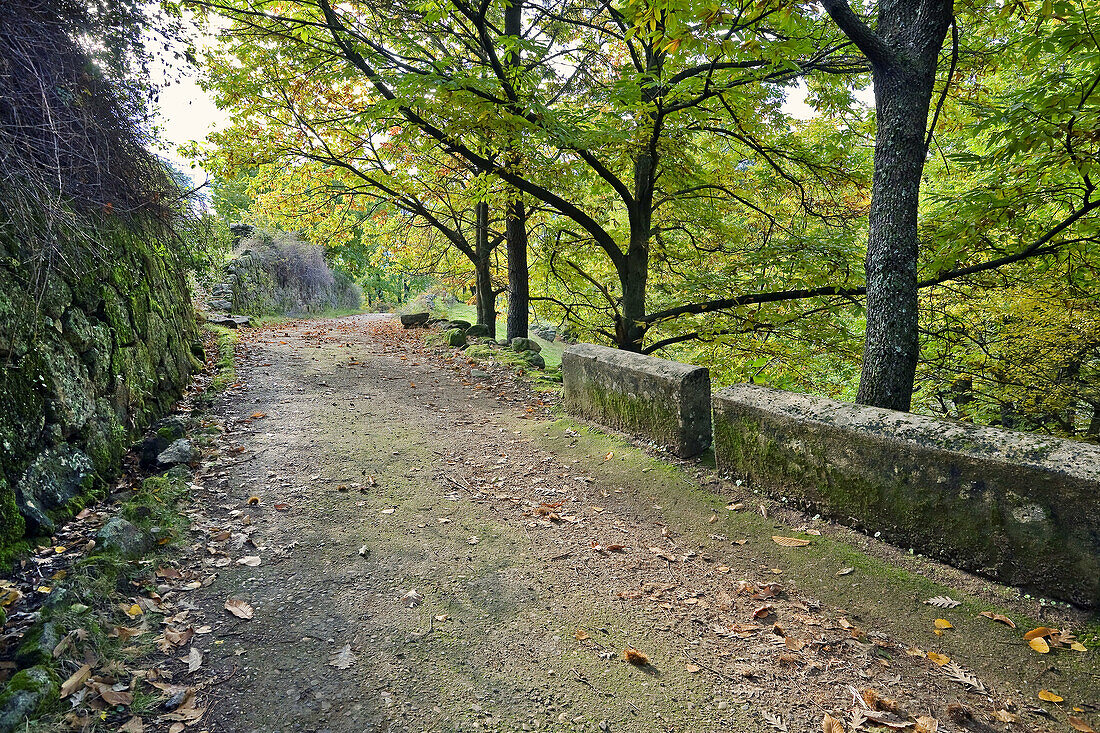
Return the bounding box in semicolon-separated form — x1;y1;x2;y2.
1028;637;1051;653
927;651;951;665
1037;689;1063;703
1070;641;1088;652
1024;626;1054;640
823;712;846;733
934;618;953;629
772;536;811;547
574;628;591;641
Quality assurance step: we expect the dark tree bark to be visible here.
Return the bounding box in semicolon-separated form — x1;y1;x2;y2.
474;200;496;337
505;198;529;340
616;150;654;351
502;0;529;342
823;0;952;412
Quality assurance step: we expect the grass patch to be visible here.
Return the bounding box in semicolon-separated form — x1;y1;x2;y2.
206;324;237;393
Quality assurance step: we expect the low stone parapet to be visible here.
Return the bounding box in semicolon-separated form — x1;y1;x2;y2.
712;383;1100;606
562;343;711;457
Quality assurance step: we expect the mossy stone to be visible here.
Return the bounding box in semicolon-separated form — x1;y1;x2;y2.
0;665;57;732
444;329;466;347
14;621;60;667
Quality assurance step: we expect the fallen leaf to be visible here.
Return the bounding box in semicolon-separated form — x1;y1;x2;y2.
604;452;613;460
1071;641;1088;652
926;651;951;666
1024;626;1054;640
1028;637;1051;654
934;619;953;630
1069;716;1097;732
119;717;144;733
225;598;254;620
991;710;1017;723
978;610;1016;628
914;715;938;733
685;663;701;674
401;589;423;607
236;556;261;567
274;503;290;511
328;644;357;669
836;567;854;576
169;724;185;733
823;713;846;733
574;629;591;641
250;412;267;419
99;687;133;706
60;664;92;697
623;647;649;666
181;646;203;673
772;536;811;547
924;596;961;609
1038;689;1063;703
381;508;395;515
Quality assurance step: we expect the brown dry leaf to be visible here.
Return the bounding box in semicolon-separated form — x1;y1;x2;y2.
623;647;649;666
1069;716;1098;732
771;536;811;547
991;710;1017;723
1028;637;1051;654
978;610;1016;628
60;664;92;698
784;637;806;651
604;451;614;460
933;618;953;630
169;724;185;733
235;556;261;567
250;412;267;419
274;502;290;511
224;598;254;620
685;663;702;673
1024;626;1054;640
823;713;846;733
574;629;591;641
99;686;133;706
119;717;144;733
926;651;951;666
707;513;717;524
914;715;939;733
1038;689;1063;703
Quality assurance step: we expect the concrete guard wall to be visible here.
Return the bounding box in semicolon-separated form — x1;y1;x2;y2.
562;344;711;457
713;383;1100;607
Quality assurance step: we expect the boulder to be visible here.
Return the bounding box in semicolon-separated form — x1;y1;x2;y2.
399;312;430;328
511;337;542;354
14;621;60;667
205;314;251;329
156;439;195;468
14;446;96;535
95;516;152;558
465;324;490;338
446;319;472;331
444;329;467;348
0;666;57;733
207;298;233;312
523;352;546;369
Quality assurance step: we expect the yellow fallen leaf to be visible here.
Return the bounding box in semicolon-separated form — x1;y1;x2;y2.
574;628;591;641
1070;641;1088;652
1024;626;1054;640
934;618;953;630
926;651;951;666
123;603;143;618
1029;637;1051;654
772;536;811;547
1038;689;1063;703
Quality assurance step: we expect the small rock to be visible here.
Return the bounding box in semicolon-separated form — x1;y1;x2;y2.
156;439;195;468
523;352;545;369
207;298;233;311
510;337;542;353
465;324;491;338
444;329;467;348
95;516;152;558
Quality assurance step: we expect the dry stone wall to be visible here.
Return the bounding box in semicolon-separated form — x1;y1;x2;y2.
0;227;199;551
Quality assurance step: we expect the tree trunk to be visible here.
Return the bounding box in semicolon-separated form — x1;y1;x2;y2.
615;150;655;351
505;198;529;341
474;200;496;337
502;0;528;342
825;0;952;412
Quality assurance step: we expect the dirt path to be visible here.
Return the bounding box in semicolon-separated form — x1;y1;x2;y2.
178;315;1096;733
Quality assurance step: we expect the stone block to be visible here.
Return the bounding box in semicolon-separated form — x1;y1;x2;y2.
712;383;1100;607
399;312;430;328
562;343;711;457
